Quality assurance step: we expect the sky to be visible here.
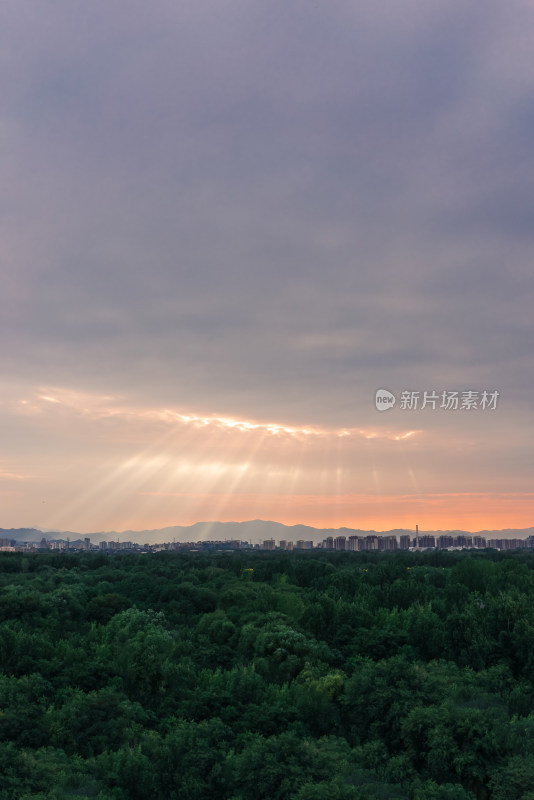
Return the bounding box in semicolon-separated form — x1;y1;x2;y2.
1;0;533;534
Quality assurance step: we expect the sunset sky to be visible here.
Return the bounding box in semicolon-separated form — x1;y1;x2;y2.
2;0;533;534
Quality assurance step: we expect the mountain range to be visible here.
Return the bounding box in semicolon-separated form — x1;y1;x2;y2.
1;521;533;546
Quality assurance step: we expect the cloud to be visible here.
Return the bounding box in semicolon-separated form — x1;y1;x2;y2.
1;0;533;529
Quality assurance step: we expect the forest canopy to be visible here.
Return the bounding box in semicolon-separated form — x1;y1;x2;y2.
1;548;534;799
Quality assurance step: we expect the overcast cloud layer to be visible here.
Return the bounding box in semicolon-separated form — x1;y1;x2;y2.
1;1;533;531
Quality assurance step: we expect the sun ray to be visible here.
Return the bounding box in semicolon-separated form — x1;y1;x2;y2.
28;384;427;532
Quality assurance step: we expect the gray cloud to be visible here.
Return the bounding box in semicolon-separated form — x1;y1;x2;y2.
2;0;533;432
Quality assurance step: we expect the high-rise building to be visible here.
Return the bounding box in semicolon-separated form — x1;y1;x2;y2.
361;535;378;551
334;536;346;550
418;535;435;549
383;535;398;551
438;535;454;548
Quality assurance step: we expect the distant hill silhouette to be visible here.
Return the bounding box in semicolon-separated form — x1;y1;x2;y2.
2;521;533;546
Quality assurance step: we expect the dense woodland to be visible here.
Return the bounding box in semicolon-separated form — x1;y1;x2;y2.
1;549;534;799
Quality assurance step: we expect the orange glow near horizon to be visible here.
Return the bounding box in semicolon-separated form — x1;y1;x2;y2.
124;491;534;535
1;384;532;535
